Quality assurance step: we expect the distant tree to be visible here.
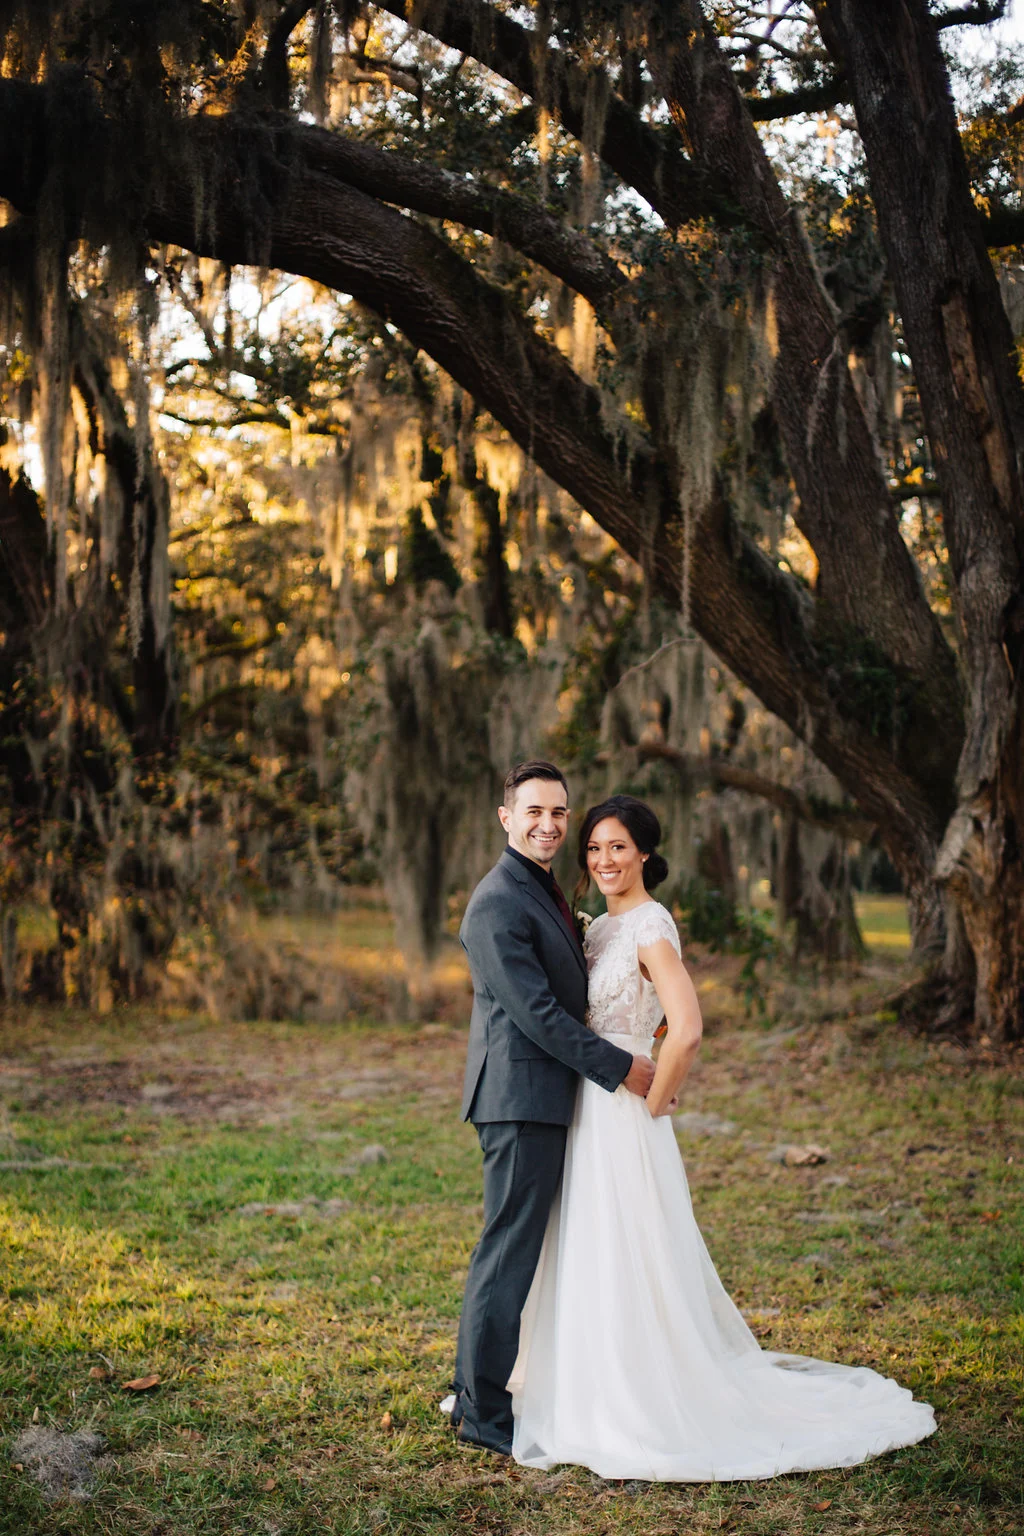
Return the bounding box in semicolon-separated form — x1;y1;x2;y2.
1;1;1023;1035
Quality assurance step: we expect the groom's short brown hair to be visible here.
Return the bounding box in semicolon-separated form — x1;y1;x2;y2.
503;760;568;807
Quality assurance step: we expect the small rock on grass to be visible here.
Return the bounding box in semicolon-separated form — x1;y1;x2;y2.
11;1428;105;1501
766;1144;830;1166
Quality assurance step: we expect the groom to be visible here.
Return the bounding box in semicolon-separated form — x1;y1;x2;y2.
449;759;656;1454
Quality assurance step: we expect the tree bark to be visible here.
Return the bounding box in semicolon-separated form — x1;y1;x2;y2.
821;0;1024;1037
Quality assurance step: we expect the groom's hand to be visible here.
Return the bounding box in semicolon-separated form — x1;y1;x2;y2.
623;1054;656;1096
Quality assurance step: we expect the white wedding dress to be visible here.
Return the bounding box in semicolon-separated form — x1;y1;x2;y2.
509;901;936;1481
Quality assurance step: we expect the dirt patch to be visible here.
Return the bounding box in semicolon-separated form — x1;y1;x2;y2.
1;1030;468;1124
11;1427;106;1500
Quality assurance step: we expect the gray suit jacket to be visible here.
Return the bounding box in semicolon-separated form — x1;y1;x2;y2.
459;849;633;1124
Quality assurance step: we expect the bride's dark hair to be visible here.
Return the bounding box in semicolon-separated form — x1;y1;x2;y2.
574;795;670;900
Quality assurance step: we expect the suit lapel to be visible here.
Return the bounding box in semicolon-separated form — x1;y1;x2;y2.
500;851;588;980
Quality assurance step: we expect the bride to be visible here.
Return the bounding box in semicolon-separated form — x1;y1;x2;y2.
509;794;935;1481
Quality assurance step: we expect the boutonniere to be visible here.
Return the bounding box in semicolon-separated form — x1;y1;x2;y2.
575;909;593;943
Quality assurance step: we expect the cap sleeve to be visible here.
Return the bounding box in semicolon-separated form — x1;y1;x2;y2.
632;902;681;955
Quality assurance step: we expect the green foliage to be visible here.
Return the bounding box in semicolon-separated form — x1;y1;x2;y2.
678;876;776;1020
678;876;740;946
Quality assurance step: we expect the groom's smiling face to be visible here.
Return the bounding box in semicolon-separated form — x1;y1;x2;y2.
498;777;569;868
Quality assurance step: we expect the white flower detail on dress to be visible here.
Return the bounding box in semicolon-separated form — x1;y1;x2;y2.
584;902;681;1039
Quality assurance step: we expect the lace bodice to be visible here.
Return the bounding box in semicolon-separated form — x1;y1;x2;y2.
584;901;681;1039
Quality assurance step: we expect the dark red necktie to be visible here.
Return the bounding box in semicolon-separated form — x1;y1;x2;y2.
550;877;583;954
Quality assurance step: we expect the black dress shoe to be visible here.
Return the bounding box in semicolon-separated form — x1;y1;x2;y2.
457;1420;514;1457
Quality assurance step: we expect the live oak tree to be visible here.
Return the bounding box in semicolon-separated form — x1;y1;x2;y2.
1;1;1023;1036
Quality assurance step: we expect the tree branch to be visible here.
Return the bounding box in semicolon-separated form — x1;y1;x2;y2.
890;477;941;500
613;739;876;841
369;0;728;229
195;632;274;664
934;1;1008;27
338;50;421;98
158;405;338;433
745;77;848;120
262;0;316;110
299;123;628;314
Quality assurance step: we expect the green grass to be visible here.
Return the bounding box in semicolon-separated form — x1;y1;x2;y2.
0;990;1022;1534
854;896;911;953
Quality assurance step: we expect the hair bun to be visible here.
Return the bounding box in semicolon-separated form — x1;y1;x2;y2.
643;852;669;890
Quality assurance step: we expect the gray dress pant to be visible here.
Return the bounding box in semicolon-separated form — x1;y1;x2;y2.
454;1119;567;1444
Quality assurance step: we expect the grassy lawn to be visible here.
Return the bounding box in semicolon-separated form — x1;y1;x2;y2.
0;923;1021;1534
853;898;911;955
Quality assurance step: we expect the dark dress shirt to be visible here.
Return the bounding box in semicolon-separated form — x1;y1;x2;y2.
505;845;583;954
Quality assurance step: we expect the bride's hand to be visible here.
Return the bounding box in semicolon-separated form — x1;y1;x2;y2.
650;1095;679;1117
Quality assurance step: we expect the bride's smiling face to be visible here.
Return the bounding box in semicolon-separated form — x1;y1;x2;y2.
586;817;647;903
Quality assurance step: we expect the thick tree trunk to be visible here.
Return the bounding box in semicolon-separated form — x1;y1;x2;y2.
824;0;1024;1040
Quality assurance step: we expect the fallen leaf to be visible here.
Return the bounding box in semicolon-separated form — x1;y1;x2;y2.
813;1501;832;1512
380;1411;393;1430
13;1463;23;1472
88;1366;108;1381
979;1210;1002;1222
262;1476;277;1492
122;1374;161;1392
31;1407;39;1424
